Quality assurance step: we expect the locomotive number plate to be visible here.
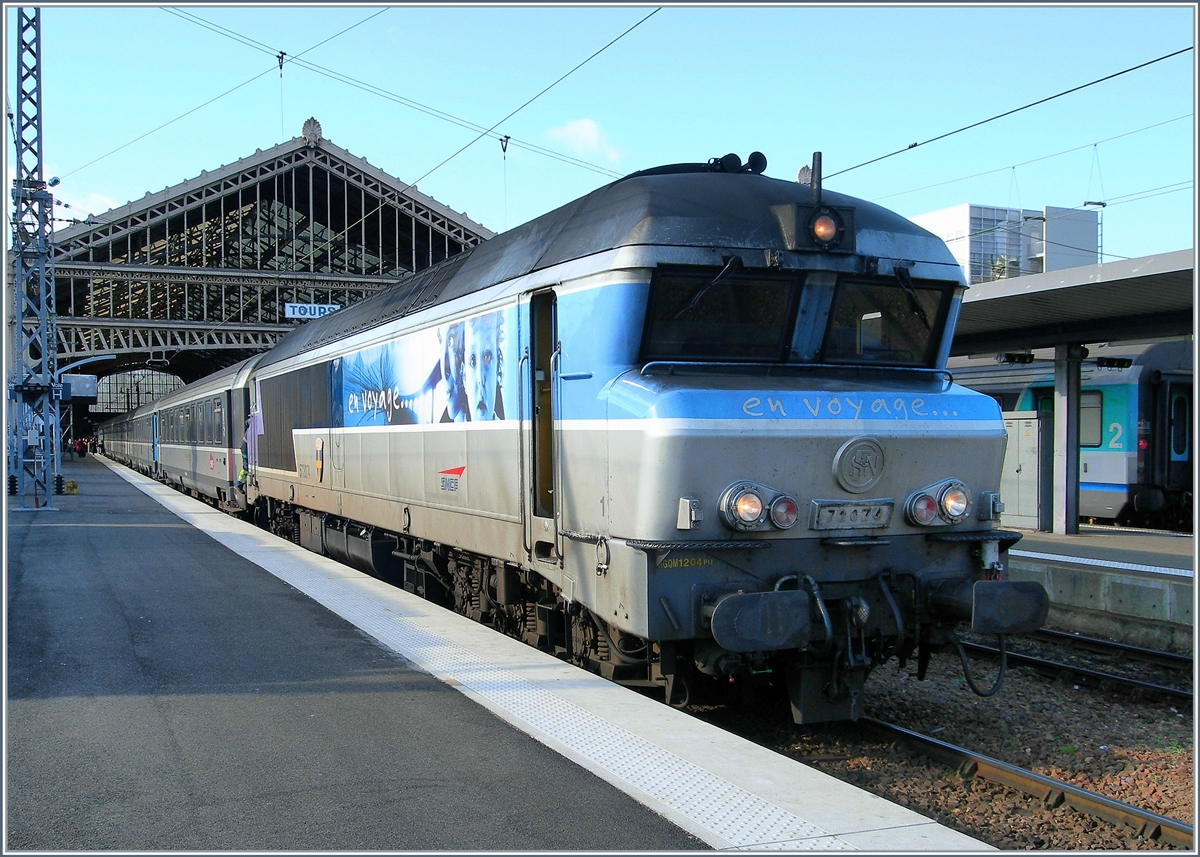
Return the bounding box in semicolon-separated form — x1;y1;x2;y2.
809;499;894;530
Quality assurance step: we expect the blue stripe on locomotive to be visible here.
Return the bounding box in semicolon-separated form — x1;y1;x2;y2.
323;280;1000;427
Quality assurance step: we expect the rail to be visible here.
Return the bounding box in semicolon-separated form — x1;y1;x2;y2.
964;628;1190;696
862;718;1194;849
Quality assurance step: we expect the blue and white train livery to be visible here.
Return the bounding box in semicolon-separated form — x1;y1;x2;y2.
102;153;1049;723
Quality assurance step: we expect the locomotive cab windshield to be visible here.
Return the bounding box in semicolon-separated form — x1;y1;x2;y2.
640;264;956;368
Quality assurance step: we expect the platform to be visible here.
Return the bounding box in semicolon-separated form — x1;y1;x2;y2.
7;454;990;852
1004;525;1194;651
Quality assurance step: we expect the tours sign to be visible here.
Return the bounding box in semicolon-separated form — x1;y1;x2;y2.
285;303;341;320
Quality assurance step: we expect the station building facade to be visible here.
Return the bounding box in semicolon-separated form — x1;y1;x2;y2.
911;203;1099;285
44;118;493;431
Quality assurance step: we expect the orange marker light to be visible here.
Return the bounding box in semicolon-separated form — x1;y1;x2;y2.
812;214;839;243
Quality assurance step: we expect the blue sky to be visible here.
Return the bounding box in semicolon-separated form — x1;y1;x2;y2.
6;3;1196;262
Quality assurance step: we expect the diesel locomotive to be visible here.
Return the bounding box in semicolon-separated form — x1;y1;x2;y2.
101;152;1049;723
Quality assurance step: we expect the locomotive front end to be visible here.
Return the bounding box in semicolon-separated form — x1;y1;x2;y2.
608;366;1049;722
597;159;1049;723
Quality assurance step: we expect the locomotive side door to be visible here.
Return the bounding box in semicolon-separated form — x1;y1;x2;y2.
527;290;560;565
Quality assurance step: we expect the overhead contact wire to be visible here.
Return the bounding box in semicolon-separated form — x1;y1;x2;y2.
61;8;388;180
871;114;1193;202
166;6;624;178
828;46;1193;179
311;8;662;261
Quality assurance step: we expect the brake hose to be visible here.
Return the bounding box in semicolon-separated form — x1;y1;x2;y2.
954;634;1007;697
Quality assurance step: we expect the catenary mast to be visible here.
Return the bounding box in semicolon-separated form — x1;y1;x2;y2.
7;7;62;508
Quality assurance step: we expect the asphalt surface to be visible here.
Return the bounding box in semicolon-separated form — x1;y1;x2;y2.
6;454;704;851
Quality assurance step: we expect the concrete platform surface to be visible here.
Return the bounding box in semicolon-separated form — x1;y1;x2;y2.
1009;525;1193;575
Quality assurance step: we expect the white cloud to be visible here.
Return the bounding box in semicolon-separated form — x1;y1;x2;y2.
546;118;620;164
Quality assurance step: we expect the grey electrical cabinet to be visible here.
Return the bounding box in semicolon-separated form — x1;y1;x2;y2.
1000;411;1046;530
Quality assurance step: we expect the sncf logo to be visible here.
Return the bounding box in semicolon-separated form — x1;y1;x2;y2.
834;437;884;494
439;466;465;492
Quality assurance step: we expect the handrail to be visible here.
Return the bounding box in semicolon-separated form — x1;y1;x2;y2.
517;348;531;560
640;360;954;386
550;343;564;567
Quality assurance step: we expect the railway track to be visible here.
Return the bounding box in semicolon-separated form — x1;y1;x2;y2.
687;621;1193;849
861;717;1194;850
961;630;1193;703
1030;628;1192;672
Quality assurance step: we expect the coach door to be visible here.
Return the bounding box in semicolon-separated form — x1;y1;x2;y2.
1166;380;1192;491
151;413;159;473
526;290;561;564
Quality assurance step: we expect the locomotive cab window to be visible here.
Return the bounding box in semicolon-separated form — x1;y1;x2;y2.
821;279;951;366
641;267;800;362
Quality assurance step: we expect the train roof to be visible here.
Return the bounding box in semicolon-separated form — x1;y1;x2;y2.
949;339;1193;389
152;355;263;408
259;165;957;369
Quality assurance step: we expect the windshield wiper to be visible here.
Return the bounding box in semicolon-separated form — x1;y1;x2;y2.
670;255;743;320
895;265;931;329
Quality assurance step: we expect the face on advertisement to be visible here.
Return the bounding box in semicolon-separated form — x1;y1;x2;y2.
441;321;468;421
464;313;500;421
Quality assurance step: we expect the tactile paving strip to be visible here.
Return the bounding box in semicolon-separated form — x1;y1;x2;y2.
1010;549;1192;578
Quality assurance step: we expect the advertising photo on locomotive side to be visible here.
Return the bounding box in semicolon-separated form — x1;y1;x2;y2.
100;152;1049;725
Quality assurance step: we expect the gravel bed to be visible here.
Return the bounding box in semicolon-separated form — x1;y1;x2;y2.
689;648;1194;850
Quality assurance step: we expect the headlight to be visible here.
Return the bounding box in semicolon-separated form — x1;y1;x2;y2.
719;483;801;532
939;483;971;522
733;490;764;524
770;495;800;529
906;479;972;526
812;214;839;242
807;207;845;250
719;483;768;531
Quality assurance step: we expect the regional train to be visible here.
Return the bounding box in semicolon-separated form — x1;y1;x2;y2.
951;340;1193;531
101;152;1049;724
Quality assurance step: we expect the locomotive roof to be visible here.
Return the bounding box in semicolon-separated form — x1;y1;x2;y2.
259;168;947;368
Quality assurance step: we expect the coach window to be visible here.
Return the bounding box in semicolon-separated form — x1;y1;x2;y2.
1079;392;1102;447
205;401;214;444
1171;389;1190;458
213;398;225;445
1036;391;1103;447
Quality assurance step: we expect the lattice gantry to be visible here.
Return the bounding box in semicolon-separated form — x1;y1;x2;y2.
48;124;493;376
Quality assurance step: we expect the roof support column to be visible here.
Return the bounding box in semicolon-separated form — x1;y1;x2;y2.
1052;343;1087;534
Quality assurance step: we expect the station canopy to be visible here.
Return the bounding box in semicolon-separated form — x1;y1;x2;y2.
952;249;1194;355
51;117;493;384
